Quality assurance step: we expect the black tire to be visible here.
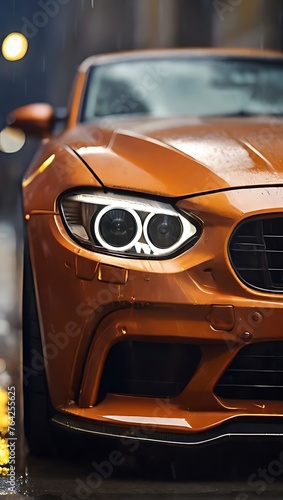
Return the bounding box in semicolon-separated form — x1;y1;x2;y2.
22;241;57;456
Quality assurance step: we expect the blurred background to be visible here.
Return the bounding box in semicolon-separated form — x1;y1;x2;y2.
0;0;283;483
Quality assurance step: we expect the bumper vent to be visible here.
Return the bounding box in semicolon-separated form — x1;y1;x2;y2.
229;215;283;292
215;341;283;401
98;341;201;401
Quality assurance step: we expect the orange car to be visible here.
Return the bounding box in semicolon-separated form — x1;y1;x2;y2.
9;48;283;453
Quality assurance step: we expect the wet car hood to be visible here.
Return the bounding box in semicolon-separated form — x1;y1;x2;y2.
64;116;283;197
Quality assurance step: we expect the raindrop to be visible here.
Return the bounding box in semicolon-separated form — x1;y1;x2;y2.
62;27;66;49
171;461;177;480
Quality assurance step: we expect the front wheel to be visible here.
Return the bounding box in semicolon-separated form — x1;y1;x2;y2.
22;241;56;456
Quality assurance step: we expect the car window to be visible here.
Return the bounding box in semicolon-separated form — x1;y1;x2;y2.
80;57;283;121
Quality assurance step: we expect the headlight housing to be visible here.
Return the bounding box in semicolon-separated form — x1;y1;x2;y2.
60;191;201;258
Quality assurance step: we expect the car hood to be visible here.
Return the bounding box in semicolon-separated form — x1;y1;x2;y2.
64;117;283;197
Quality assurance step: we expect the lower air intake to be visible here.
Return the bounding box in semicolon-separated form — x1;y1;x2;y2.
215;341;283;401
98;341;201;401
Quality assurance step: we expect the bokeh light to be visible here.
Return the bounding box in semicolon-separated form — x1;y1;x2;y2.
2;33;28;61
0;128;26;154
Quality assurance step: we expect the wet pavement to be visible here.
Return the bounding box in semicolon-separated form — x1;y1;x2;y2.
1;220;283;499
7;439;283;499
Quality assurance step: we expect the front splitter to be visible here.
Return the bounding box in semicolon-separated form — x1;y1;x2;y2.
52;413;283;447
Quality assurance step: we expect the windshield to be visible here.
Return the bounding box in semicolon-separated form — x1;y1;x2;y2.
80;57;283;121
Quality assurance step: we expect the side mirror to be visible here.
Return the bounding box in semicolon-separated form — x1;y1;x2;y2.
7;103;55;138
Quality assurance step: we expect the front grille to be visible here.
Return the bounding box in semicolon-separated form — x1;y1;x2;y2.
215;341;283;401
98;341;202;401
229;215;283;292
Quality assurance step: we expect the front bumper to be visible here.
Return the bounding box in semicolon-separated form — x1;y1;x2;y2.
25;187;283;439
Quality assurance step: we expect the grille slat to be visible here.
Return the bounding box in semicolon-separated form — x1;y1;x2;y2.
229;369;283;373
229;215;283;292
215;341;283;401
217;384;283;389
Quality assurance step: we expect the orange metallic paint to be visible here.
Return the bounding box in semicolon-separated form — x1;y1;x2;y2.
13;48;283;442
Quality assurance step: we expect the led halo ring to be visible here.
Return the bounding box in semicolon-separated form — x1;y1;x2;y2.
143;211;184;254
94;205;142;252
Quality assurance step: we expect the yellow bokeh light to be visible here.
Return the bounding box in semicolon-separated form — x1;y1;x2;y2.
0;388;9;475
2;32;28;61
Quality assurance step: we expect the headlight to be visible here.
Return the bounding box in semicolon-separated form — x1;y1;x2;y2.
95;206;142;251
144;213;182;249
60;191;201;258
